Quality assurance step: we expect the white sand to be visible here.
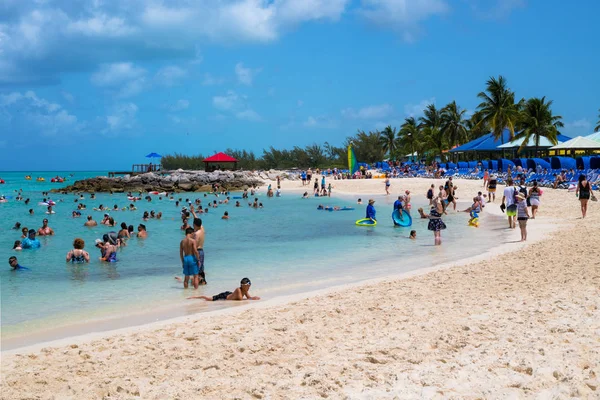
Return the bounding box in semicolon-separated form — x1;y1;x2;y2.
2;178;599;399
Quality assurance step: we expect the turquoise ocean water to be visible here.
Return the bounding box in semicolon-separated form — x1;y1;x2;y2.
0;171;508;349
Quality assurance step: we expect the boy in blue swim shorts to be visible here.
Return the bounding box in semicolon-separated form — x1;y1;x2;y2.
179;227;200;289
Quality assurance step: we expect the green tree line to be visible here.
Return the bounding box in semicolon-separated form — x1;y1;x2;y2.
163;75;594;170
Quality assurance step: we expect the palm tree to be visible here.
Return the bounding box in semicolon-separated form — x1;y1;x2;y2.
441;101;468;149
379;125;398;159
465;111;489;141
513;96;563;156
595;108;600;132
399;117;421;161
476;75;523;143
418;104;447;161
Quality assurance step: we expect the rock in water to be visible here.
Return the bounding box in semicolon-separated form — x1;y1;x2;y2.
53;171;264;193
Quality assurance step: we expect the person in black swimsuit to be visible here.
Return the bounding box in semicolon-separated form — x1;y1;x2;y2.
187;278;260;301
444;177;456;211
575;174;595;218
65;238;90;263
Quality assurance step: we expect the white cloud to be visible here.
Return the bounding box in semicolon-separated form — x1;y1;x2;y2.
105;102;138;133
66;14;136;37
61;91;75;103
303;115;337;129
0;1;349;84
212;89;261;121
164;99;190;112
91;62;146;86
202;73;225;86
155;65;188;86
213;91;240;111
565;119;591;129
404;98;435;116
342;104;393;119
358;0;449;41
235;62;261;85
91;62;147;98
236;109;262;122
0;90;78;136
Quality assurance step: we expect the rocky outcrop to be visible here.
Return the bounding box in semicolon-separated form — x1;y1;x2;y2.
52;170;268;193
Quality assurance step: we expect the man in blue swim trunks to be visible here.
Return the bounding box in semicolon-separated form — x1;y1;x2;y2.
179;227;200;289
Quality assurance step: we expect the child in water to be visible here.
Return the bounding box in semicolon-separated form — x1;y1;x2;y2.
187;278;260;301
409;230;417;240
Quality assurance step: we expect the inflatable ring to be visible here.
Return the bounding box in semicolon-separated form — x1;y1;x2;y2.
356;218;377;226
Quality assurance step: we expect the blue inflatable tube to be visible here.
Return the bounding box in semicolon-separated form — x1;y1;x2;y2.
392;209;412;227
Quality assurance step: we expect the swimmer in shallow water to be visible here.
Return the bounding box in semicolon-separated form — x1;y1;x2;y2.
409;230;416;240
187;278;260;301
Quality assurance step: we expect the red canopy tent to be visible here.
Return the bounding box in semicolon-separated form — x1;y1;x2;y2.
203;152;238;172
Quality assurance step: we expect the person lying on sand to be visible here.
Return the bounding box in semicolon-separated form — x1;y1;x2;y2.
187;277;260;301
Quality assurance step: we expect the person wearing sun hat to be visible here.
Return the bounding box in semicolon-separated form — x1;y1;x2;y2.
516;192;530;241
366;199;377;222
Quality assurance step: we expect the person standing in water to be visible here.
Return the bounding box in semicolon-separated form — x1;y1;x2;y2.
404;190;412;215
426;184;435;205
366;199;376;222
428;194;446;246
190;207;207;285
179;227;200;289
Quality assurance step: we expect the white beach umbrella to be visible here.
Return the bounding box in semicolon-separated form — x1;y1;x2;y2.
497;136;559;149
550;136;600;150
584;131;600;142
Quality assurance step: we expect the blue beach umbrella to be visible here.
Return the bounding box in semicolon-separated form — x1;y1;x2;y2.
145;152;162;158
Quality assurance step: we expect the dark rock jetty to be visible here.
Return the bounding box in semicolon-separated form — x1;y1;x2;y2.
52;170;270;193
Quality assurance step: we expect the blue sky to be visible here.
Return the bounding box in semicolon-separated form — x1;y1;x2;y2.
1;0;599;171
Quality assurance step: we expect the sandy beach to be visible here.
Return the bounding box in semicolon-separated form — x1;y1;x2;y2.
2;177;599;399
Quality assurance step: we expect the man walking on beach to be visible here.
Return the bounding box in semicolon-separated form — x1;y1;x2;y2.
502;179;518;229
179;227;200;289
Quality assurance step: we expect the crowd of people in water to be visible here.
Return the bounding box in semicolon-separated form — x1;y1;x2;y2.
5;182;270;302
5;169;595;299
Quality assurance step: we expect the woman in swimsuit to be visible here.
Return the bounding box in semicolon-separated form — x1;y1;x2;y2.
487;175;497;202
404;190;412;214
428;194;447;246
118;222;130;239
385;177;390;195
66;238;90;263
528;181;542;219
483;169;489;188
575;174;594;218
